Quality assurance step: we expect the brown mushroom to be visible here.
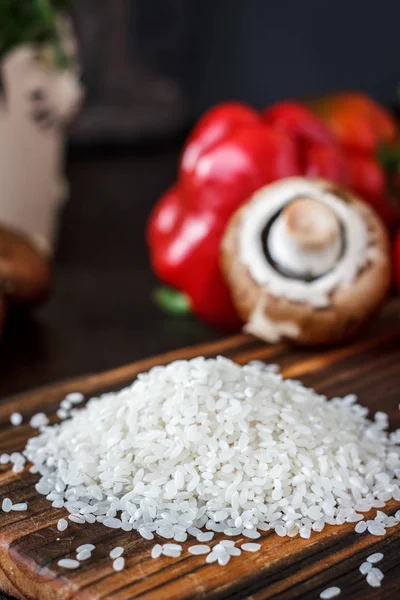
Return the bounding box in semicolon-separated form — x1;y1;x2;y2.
221;177;391;345
0;226;52;306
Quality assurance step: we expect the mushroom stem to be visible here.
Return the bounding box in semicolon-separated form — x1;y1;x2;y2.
268;197;342;278
284;197;341;250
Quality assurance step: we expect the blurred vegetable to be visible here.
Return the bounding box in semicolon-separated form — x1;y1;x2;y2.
0;226;52;339
308;92;399;226
395;230;400;294
153;286;191;317
0;227;52;306
148;102;344;331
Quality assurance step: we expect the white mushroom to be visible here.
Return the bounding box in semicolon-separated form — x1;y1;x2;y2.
236;178;370;308
221;178;391;345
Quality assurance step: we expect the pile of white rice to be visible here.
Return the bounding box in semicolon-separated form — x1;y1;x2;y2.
24;357;400;544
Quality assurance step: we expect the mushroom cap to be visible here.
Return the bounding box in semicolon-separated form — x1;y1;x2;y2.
221;178;391;345
0;226;52;306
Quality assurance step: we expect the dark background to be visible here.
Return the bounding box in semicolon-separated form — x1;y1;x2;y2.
0;0;399;398
73;0;400;145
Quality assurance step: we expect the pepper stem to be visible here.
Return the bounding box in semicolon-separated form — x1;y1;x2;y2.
378;143;400;217
153;287;191;316
378;143;400;175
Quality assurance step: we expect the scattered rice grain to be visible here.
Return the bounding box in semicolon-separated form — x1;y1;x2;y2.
188;545;210;555
113;557;125;571
360;561;372;575
10;413;23;426
57;559;80;569
76;544;95;552
241;543;261;552
110;547;124;559
354;521;367;534
1;498;12;512
11;503;27;511
151;544;162;559
367;524;386;536
57;519;68;531
76;549;91;561
320;587;341;599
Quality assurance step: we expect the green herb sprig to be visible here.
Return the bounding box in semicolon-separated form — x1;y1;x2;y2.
0;0;72;69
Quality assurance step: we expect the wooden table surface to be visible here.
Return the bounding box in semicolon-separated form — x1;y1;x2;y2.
0;302;400;600
0;148;399;599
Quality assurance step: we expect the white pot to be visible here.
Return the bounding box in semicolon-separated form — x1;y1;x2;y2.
0;42;83;254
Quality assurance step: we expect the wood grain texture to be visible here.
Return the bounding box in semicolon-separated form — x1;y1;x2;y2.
0;301;400;600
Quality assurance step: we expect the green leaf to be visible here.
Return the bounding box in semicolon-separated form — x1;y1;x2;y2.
0;0;72;65
377;143;400;217
153;287;191;317
378;143;400;175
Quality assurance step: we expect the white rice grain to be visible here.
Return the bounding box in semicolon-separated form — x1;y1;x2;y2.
113;557;125;571
359;561;372;575
354;521;367;534
1;498;12;512
217;553;230;566
76;549;91;561
69;515;85;524
241;543;261;552
224;528;241;536
66;393;85;404
320;587;341;599
206;552;218;563
138;527;154;541
57;519;68;531
367;552;384;564
57;559;80;569
220;540;235;547
10;412;23;426
197;531;214;542
188;545;210;555
29;413;49;429
151;544;162;559
369;567;384;580
366;570;381;587
110;547;124;559
76;544;95;552
367;524;386;536
11;503;27;511
243;528;260;539
103;518;122;529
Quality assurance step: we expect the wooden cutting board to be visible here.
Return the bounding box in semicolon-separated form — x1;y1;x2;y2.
1;300;400;600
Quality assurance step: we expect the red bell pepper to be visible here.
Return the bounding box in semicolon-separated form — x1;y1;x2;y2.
395;230;400;294
147;101;345;331
308;92;399;226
